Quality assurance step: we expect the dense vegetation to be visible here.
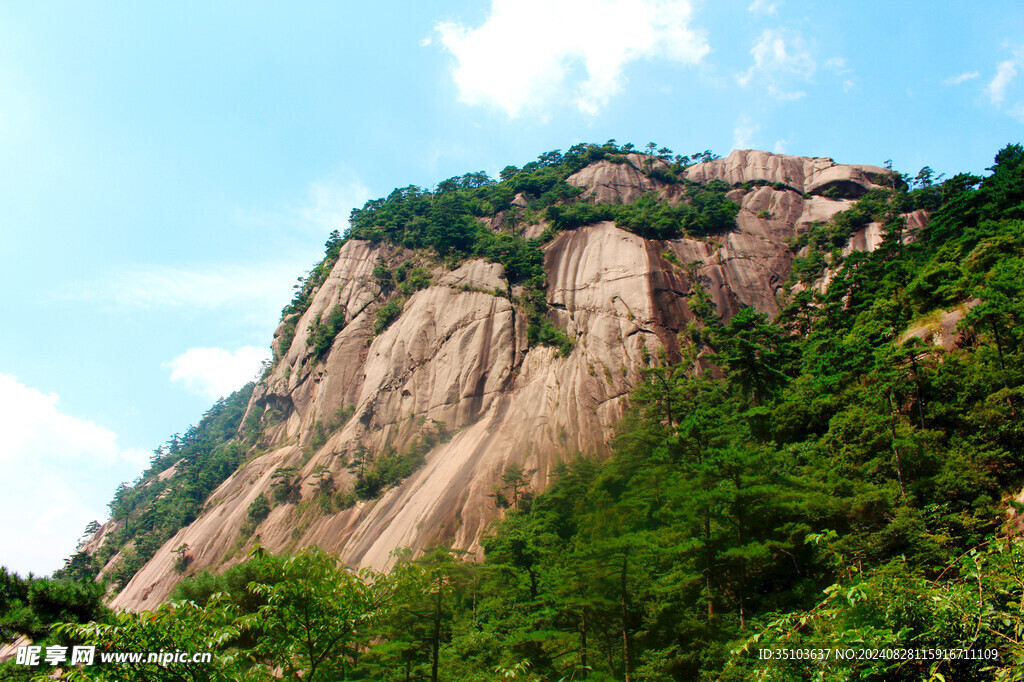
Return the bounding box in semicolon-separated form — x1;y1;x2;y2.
546;181;738;238
274;141;733;359
5;144;1024;680
787;182;943;286
50;386;257;591
0;569;107;648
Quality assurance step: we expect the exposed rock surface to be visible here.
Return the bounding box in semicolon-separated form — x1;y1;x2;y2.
110;150;903;610
685;149;888;198
567;155;674;204
898;300;978;351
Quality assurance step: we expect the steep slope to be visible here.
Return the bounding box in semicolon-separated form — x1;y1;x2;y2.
109;149;900;610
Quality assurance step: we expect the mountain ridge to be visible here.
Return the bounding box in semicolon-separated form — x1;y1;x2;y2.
86;146;909;610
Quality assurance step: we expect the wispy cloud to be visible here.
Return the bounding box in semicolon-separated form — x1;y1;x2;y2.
944;71;979;86
1010;103;1024;123
237;173;372;238
983;48;1024;122
65;169;371;318
733;115;761;149
737;28;816;100
767;84;806;100
66;261;304;314
0;374;148;575
824;57;852;75
166;346;270;400
748;0;777;14
987;55;1020;104
297;176;372;235
433;0;709;117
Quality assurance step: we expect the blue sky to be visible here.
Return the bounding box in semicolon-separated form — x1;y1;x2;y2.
2;1;1023;576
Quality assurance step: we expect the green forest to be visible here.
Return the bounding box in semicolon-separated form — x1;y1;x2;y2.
3;142;1024;680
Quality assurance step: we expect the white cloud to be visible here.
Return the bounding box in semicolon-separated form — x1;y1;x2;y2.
767;84;806;100
733;115;760;149
824;57;851;74
166;346;270;400
987;57;1019;104
983;48;1024;121
66;261;304;323
0;375;147;468
944;71;979;86
66;174;370;318
737;28;816;98
297;176;372;236
0;374;148;575
773;139;788;154
236;174;372;238
433;0;709;117
748;0;777;14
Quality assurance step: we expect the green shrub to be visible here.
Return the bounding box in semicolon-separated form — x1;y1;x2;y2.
276;318;297;359
372;258;393;292
307;304;347;359
790;248;830;284
173;544;191;574
373;300;403;334
397;267;431;296
351;422;449;500
247;493;271;525
545;184;738;239
270;467;300;504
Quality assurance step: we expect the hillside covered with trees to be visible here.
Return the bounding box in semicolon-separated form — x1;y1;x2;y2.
3;142;1024;680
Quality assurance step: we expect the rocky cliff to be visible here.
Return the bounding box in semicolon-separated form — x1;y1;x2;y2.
108;149;909;610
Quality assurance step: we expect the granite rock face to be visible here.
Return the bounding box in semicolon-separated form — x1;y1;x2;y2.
110;150;902;610
684;149;889;198
566;154;674;203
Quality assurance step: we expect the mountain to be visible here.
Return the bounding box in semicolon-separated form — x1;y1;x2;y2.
82;146;921;611
11;141;1024;680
